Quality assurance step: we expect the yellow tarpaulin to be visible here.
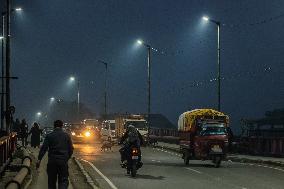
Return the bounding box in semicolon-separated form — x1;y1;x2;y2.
178;109;229;132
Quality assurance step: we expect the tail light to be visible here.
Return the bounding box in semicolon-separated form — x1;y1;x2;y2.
132;148;139;156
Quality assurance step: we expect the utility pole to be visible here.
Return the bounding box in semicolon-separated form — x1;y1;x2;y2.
217;22;221;111
98;60;108;118
147;45;151;143
77;80;80;119
5;0;11;133
1;15;5;131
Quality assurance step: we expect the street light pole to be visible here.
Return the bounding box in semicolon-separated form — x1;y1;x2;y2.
137;40;152;143
147;45;151;142
5;0;11;133
203;16;221;111
1;15;4;131
217;22;221;111
98;60;108;118
77;80;80;118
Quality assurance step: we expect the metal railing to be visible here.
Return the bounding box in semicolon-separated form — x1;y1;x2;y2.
0;132;17;175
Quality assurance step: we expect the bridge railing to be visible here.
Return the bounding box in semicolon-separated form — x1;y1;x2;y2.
0;132;17;175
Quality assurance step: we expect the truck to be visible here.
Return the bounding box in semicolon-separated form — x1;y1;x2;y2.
178;109;230;167
100;120;116;142
115;114;147;140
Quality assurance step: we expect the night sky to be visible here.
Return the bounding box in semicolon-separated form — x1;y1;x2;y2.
1;0;284;133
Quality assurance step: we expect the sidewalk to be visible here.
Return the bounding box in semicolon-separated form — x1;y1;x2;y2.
27;147;73;189
156;141;284;167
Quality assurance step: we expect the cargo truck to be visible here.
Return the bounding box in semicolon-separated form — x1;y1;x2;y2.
179;109;230;167
115;115;147;140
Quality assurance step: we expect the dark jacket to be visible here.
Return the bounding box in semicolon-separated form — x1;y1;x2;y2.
38;127;73;162
29;126;42;147
120;130;144;146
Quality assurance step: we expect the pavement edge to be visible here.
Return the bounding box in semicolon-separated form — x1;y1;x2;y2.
73;157;99;189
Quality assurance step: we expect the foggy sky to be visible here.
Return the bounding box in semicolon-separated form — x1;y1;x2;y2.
1;0;284;133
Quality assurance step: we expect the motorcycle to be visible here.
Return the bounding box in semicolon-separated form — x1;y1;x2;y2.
121;145;142;177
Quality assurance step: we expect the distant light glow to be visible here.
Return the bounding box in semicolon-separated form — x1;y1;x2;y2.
137;39;143;45
69;76;75;81
203;16;209;21
0;36;3;40
15;7;23;11
37;112;42;116
85;131;91;137
50;97;55;102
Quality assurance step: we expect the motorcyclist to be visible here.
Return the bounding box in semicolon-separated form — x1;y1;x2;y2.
119;125;143;167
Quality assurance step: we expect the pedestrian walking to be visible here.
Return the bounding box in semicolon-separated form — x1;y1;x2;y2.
29;122;42;148
19;119;28;146
36;120;73;189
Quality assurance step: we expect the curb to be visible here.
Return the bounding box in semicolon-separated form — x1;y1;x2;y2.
73;157;99;189
155;144;284;168
227;156;284;168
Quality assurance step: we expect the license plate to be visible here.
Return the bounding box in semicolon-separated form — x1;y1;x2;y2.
132;156;138;159
211;145;222;153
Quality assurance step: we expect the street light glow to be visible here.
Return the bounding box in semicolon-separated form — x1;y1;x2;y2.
15;7;23;12
50;97;55;102
137;39;143;45
37;112;42;116
202;16;209;21
0;36;3;40
69;76;75;81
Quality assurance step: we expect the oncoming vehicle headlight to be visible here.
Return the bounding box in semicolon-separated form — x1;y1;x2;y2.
71;132;76;136
84;131;91;137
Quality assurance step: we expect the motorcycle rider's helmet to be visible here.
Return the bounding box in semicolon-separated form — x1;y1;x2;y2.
127;124;136;132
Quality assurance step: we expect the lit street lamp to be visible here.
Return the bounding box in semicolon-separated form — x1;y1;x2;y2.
36;112;42;117
50;97;55;102
137;39;152;143
203;16;221;111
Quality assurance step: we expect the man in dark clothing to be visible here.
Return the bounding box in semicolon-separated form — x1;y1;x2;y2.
36;120;73;189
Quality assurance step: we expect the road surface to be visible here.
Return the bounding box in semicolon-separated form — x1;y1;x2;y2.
73;142;284;189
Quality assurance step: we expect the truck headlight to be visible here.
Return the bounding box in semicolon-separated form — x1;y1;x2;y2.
85;131;91;137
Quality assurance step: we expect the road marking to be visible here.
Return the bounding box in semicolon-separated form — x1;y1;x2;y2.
237;162;284;173
81;158;118;189
185;167;202;174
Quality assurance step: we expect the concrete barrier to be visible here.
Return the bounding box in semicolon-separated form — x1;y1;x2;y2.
5;148;32;189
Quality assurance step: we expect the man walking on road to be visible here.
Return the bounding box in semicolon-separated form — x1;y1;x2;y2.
36;120;74;189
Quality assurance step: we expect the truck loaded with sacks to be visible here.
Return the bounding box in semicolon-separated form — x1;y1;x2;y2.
178;109;230;167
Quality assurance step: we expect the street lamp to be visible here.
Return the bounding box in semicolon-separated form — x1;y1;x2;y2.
69;76;80;118
202;16;221;111
137;39;152;143
98;60;109;118
37;112;42;117
14;8;22;12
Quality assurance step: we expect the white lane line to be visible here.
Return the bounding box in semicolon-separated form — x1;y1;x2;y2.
81;158;118;189
235;162;284;173
185;167;202;174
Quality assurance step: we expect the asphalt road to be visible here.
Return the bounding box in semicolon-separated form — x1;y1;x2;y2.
73;142;284;189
